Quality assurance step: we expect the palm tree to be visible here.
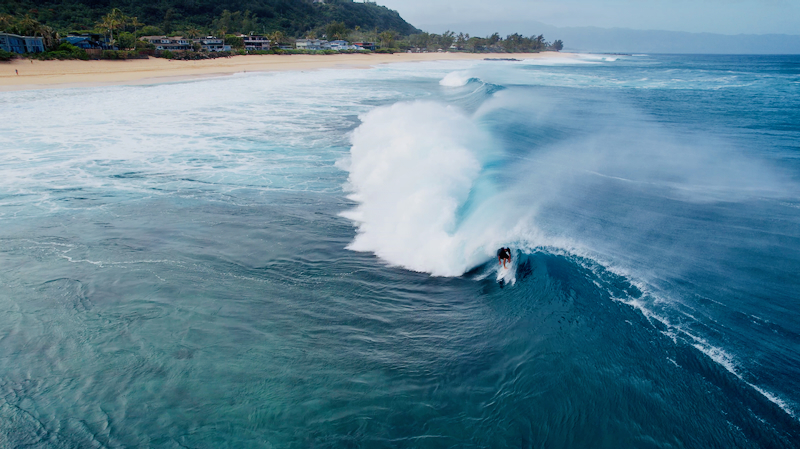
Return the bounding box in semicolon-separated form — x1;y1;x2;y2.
39;24;59;49
267;30;285;47
185;27;202;39
99;8;127;43
534;34;545;50
128;16;142;35
0;14;14;32
378;30;396;49
16;15;39;36
326;21;348;41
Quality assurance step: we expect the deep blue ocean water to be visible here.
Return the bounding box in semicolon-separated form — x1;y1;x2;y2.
1;54;799;448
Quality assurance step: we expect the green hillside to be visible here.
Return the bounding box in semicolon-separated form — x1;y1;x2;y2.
0;0;419;36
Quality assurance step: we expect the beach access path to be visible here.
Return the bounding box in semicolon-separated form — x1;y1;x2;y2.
0;52;574;91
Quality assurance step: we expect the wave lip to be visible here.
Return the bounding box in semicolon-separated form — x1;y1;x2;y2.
439;71;477;87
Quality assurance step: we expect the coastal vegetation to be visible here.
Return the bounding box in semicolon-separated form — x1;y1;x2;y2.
1;0;564;59
0;0;418;37
0;12;59;48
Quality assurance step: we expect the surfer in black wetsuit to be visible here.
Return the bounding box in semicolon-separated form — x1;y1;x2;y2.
497;247;511;269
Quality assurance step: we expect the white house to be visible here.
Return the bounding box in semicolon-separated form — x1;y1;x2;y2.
141;36;192;51
241;34;270;51
197;37;230;52
295;39;330;51
328;40;357;51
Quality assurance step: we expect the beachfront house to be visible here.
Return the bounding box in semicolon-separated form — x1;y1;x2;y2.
353;42;376;51
295;39;330;51
0;32;45;54
140;35;232;52
62;34;111;50
197;37;230;52
241;34;270;51
141;36;193;51
328;40;357;51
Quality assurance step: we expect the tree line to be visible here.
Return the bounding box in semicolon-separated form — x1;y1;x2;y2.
404;31;563;53
0;0;418;38
1;6;564;57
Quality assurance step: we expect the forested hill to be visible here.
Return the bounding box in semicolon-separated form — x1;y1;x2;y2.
0;0;419;36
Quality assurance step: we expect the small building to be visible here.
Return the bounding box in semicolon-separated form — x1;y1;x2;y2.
63;34;108;50
241;34;270;51
140;36;192;51
0;32;45;54
353;42;376;51
295;39;330;51
196;37;230;52
328;40;356;51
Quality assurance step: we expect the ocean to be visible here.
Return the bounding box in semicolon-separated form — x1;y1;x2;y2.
1;54;799;448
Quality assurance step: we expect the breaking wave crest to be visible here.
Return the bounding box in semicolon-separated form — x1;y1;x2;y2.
338;101;539;276
439;71;479;87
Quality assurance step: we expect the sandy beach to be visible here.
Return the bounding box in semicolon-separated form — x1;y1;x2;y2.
0;52;573;91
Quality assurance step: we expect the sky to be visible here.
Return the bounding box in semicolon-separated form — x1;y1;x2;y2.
377;0;800;36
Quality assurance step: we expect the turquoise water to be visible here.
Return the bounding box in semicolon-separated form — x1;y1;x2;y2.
1;54;799;447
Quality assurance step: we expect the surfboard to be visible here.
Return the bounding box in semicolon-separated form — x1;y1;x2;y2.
496;256;516;286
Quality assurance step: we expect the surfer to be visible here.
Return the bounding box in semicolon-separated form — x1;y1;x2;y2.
497;247;512;269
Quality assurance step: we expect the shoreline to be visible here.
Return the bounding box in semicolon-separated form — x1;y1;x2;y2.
0;52;574;91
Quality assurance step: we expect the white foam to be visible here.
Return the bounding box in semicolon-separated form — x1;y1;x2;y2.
439;71;473;87
518;56;599;66
691;338;798;418
752;386;797;419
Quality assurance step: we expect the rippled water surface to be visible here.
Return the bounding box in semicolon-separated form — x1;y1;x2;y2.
1;55;799;448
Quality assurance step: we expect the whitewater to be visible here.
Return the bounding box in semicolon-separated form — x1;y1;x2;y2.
1;54;799;447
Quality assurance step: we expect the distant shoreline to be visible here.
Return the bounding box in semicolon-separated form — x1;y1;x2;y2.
0;52;574;91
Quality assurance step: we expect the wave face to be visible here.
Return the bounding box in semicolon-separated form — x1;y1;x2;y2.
1;55;800;447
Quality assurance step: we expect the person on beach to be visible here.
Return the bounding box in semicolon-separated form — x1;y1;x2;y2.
15;70;18;75
497;247;512;268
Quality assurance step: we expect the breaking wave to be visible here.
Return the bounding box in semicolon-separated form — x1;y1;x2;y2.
338;101;520;276
339;92;791;277
439;71;482;87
